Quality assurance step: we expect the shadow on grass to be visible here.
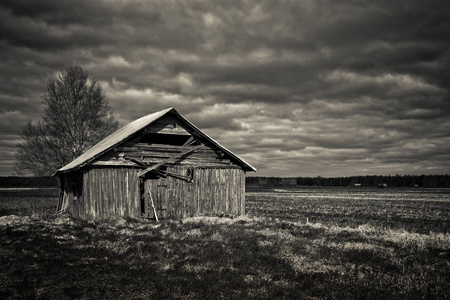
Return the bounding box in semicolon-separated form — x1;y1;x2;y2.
1;216;449;299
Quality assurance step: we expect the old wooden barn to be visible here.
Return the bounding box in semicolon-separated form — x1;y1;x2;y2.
54;107;256;220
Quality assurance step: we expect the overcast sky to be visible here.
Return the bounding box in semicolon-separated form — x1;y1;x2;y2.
1;0;450;177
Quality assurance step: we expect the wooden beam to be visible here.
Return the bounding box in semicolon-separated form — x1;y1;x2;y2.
124;156;168;178
90;161;141;167
137;145;203;177
148;186;159;222
159;170;193;182
182;136;195;146
124;156;147;168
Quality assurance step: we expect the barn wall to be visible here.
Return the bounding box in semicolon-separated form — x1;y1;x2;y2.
83;167;141;219
144;166;245;219
60;165;246;220
59;167;141;220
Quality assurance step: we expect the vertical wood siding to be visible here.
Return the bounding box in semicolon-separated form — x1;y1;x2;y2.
144;166;245;219
63;166;245;220
64;167;140;219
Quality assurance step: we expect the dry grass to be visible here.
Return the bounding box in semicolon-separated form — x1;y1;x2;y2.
1;214;449;299
1;187;450;299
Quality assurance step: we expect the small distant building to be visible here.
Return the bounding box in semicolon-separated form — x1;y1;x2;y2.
377;183;388;188
354;183;362;187
54;107;256;220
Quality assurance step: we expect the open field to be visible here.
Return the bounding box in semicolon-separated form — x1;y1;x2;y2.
0;188;58;218
1;187;450;299
246;186;450;234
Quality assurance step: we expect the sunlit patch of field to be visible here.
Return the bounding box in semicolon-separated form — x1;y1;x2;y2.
246;187;450;234
1;187;450;299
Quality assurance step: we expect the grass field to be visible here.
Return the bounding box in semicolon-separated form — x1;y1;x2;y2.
246;186;450;234
1;187;450;299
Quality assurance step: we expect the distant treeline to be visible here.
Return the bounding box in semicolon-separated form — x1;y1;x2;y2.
0;176;59;188
2;174;449;188
247;174;450;188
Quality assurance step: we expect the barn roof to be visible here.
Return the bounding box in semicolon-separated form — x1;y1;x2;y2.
55;107;256;174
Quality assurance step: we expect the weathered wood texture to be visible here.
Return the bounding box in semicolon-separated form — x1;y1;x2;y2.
144;166;245;219
92;143;234;168
60;166;245;220
60;168;141;219
90;114;236;168
137;145;204;177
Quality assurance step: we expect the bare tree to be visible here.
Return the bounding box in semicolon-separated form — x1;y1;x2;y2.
15;66;118;176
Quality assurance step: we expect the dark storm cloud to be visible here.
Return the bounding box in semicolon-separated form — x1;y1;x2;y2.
1;0;450;176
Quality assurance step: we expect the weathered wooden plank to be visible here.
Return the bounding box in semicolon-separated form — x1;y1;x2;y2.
92;169;100;219
144;180;150;218
197;169;204;214
88;170;93;218
123;150;218;160
102;169;107;218
127;169;132;217
137;145;203;177
82;172;87;218
89;170;94;218
130;169;136;217
126;169;131;217
90;161;141;167
108;168;117;217
96;169;100;218
117;168;122;217
225;169;230;214
135;170;141;217
97;169;101;218
107;169;113;218
129;169;135;217
116;169;122;216
138;156;231;164
124;144;189;152
81;172;86;219
92;169;97;219
91;159;233;168
118;168;124;217
124;169;129;217
109;169;114;217
100;169;105;217
131;169;139;217
91;169;96;218
119;143;215;153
